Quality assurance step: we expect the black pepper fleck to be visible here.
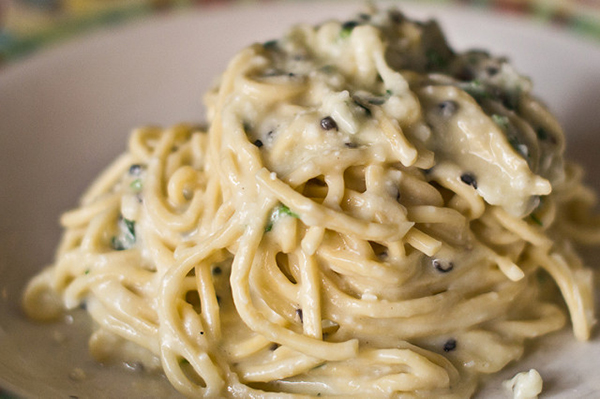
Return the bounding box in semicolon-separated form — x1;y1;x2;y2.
253;139;263;148
460;173;478;189
262;68;280;77
212;266;222;275
320;116;338;131
536;127;557;144
536;127;548;140
433;259;454;273
443;339;457;352
341;20;359;31
389;10;404;23
486;66;499;76
263;40;278;50
438;100;458;117
296;308;303;323
129;164;143;176
455;66;475;81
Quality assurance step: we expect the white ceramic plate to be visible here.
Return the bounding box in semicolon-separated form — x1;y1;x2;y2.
1;1;599;398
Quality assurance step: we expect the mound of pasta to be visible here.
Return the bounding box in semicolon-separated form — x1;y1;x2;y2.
23;8;600;398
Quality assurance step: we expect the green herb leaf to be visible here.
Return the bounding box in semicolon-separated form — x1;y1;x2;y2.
462;80;490;101
111;236;125;251
425;49;448;69
265;204;299;232
340;21;358;39
492;114;510;130
263;40;278;50
530;214;543;226
130;179;143;192
492;114;529;158
278;205;299;218
507;136;529;159
536;127;548;141
123;218;135;236
352;98;372;117
320;65;336;74
502;87;521;110
111;217;136;250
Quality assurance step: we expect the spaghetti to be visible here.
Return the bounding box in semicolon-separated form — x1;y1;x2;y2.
23;8;599;398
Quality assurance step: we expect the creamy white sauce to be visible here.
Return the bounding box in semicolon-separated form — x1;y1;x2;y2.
418;85;551;216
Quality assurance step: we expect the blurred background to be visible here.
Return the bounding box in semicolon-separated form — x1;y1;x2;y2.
0;0;599;65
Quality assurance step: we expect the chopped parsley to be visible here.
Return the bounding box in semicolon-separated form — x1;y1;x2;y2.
530;214;543;226
492;114;529;158
425;48;448;69
320;65;336;74
340;21;358;39
492;114;510;130
130;179;143;192
352;97;372;117
111;217;136;251
111;236;126;251
263;40;278;50
508;136;529;159
462;80;491;101
123;218;135;235
265;204;299;232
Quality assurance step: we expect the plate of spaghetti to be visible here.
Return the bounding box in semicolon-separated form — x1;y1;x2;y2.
1;1;599;398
